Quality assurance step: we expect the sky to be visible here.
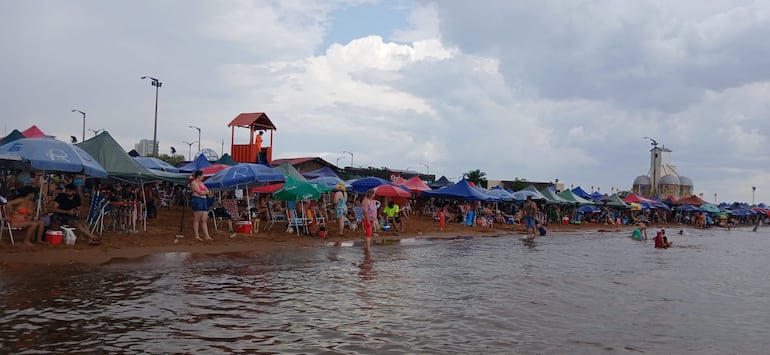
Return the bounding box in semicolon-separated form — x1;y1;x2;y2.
1;0;769;204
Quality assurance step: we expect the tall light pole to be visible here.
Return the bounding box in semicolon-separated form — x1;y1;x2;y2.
752;186;756;205
342;150;354;168
188;125;201;153
71;109;85;142
643;136;659;197
141;76;162;157
182;141;195;161
420;162;430;175
336;156;345;167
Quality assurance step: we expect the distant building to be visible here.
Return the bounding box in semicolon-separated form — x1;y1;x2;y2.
134;139;157;157
631;142;693;199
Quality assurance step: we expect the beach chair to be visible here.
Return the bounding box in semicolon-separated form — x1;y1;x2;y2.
465;210;476;227
345;206;363;231
264;201;288;231
86;193;109;237
286;205;310;235
0;204;18;244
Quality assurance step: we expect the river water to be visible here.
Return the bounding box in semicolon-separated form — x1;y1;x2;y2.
1;227;769;354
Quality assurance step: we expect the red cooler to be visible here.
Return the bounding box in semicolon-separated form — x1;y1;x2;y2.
235;221;252;234
46;230;63;245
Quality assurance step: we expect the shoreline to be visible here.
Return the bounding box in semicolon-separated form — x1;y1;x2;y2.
0;206;670;267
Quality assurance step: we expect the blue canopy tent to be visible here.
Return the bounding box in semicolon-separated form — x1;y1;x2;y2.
350;176;392;193
588;191;606;201
421;179;499;202
177;154;212;173
577;205;601;214
677;204;699;212
303;166;340;179
572;186;593;200
486;186;516;201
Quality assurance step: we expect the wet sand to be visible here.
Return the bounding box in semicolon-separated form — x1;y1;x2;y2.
0;206;637;266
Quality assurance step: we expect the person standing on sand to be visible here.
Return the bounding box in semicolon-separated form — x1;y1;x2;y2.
361;189;377;248
522;196;538;238
334;182;348;237
190;170;212;241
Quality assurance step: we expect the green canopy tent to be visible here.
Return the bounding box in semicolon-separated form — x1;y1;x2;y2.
274;161;308;182
558;189;595;206
0;129;26;146
216;153;238;166
538;188;574;205
599;193;630;209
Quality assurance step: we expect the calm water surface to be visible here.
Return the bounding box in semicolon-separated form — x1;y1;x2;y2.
1;227;769;354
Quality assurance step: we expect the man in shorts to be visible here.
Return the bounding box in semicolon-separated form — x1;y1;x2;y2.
522;196;538;239
51;184;99;245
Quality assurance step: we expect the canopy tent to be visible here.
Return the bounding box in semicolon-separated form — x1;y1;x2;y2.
310;176;346;190
577;205;601;214
538;187;573;205
373;184;412;198
204;163;285;189
350;176;392;193
177;154;212;173
512;185;546;201
599;194;629;208
430;176;453;189
662;195;679;204
216;153;239;166
677;195;707;207
77;131;189;183
0;129;25;146
484;185;516;201
558;189;595;205
127;149;140;157
571;186;593;200
588;191;606;201
21;125;47;138
677;204;699;212
274;161;308;182
421;179;499;202
303;166;340;179
134;157;180;173
623;193;656;204
401;176;432;193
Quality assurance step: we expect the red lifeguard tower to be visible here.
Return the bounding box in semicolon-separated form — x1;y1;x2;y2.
228;112;277;164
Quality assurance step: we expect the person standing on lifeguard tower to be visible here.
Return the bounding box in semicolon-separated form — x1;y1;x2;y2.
255;130;264;164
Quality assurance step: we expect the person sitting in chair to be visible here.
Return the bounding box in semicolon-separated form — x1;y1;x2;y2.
383;201;404;234
51;184;99;245
6;186;45;245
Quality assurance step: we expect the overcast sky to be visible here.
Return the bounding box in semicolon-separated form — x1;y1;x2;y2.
2;0;769;203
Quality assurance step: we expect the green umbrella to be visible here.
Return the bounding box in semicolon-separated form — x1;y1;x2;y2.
272;176;329;201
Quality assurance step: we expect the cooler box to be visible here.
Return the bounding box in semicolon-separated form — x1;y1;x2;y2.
235;221;252;234
562;217;569;225
46;230;63;245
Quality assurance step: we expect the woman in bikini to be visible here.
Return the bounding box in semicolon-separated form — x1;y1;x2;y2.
190;170;212;241
6;186;44;245
361;189;378;248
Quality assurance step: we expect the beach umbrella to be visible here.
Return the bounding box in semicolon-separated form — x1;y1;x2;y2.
201;163;231;176
699;203;721;213
204;163;284;189
628;202;642;211
0;137;107;178
372;184;411;198
272;176;329;202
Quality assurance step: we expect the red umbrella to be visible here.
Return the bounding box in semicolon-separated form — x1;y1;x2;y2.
201;164;231;176
373;184;411;198
251;183;285;193
402;176;432;192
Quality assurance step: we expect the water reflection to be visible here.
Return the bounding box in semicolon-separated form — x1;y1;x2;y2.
1;228;770;353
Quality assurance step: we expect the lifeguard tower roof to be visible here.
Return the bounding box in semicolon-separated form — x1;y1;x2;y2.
228;112;277;130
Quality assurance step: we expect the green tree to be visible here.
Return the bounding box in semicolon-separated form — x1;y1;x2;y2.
463;169;488;188
157;153;185;167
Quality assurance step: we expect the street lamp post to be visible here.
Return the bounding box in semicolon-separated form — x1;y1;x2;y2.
336;156;345;167
182;141;195;161
141;76;162;157
420;162;430;175
71;109;85;142
188;125;201;153
752;186;756;205
342;150;354;168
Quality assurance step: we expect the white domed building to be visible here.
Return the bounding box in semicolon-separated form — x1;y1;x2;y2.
631;141;694;199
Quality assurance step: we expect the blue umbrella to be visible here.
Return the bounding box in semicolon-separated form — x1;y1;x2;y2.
0;137;108;178
134;157;180;173
204;163;285;189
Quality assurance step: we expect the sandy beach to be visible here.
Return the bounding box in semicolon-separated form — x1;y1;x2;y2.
0;205;638;266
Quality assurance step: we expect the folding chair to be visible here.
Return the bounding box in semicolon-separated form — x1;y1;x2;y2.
286;208;310;235
86;194;109;237
264;201;288;231
0;204;19;244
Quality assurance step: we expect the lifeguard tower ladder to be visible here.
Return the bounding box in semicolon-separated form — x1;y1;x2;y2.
228;112;277;164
